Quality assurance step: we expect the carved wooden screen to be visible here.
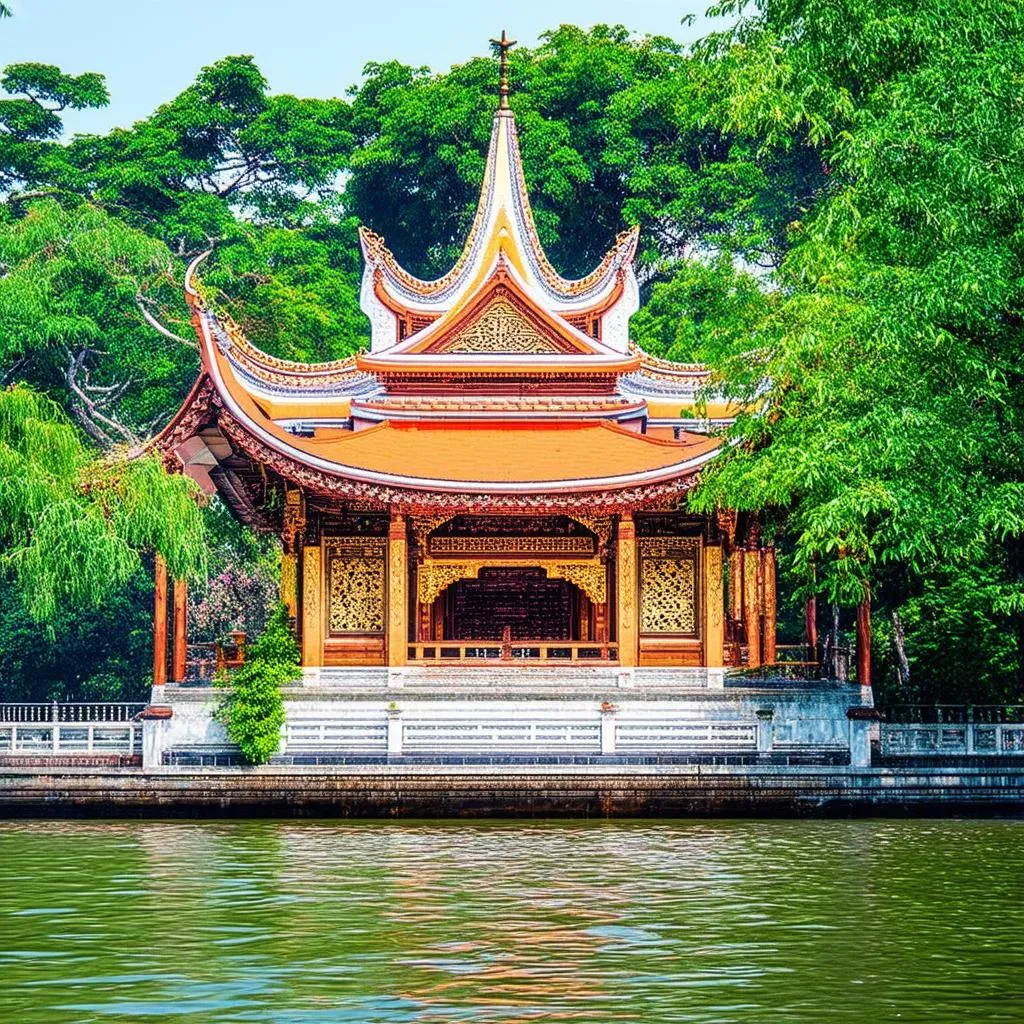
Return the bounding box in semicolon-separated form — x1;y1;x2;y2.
325;538;385;635
638;537;700;636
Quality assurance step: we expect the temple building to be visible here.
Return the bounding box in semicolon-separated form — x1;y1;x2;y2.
147;40;872;765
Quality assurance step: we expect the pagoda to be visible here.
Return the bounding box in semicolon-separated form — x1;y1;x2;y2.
144;36;875;768
153;36;779;684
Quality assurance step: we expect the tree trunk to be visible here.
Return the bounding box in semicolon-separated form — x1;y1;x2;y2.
891;610;911;692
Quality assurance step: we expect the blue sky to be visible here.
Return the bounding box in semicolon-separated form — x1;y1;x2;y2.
2;0;716;137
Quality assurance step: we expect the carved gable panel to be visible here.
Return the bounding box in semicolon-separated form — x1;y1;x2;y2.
434;298;567;355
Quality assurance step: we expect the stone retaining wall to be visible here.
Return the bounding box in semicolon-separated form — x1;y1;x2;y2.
0;764;1021;818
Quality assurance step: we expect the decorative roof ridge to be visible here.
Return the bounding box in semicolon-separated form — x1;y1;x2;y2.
184;252;367;387
376;252;627;364
629;341;709;375
361;109;640;310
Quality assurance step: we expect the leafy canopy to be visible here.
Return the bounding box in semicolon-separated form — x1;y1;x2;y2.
0;385;206;622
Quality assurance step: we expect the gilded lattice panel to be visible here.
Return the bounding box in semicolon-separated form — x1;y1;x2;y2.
429;536;594;556
440;299;562;354
326;539;385;634
639;538;699;635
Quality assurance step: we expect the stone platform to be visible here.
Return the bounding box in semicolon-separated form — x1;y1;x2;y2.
148;667;873;769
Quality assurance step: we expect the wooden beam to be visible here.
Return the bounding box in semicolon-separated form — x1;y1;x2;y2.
856;582;872;687
172;578;188;683
616;513;638;667
728;548;744;622
388;512;408;666
804;593;818;655
281;552;298;620
153;553;168;686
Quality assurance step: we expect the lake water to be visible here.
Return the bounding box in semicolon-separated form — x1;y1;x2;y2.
0;819;1021;1023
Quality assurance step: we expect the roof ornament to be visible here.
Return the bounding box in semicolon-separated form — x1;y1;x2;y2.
489;29;517;110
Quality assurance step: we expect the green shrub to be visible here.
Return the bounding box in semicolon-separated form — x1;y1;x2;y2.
216;603;297;764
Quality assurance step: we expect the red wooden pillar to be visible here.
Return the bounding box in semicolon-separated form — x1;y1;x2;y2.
153;553;168;686
856;582;872;687
172;578;188;683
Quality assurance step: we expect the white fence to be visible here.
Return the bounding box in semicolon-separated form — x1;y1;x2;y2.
0;704;146;757
880;706;1024;757
278;703;768;756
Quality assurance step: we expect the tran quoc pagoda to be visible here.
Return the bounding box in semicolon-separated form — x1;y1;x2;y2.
147;37;874;766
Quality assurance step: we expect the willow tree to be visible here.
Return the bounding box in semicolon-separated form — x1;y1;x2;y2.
0;385;206;623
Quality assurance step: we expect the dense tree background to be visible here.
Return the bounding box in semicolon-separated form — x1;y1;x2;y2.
0;4;1021;703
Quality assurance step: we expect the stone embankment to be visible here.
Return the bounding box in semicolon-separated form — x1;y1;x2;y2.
0;763;1022;817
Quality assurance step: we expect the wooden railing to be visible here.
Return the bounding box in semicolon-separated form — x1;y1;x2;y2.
731;645;852;682
407;641;618;663
184;633;247;682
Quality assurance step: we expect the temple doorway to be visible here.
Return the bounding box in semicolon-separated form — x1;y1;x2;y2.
442;567;585;641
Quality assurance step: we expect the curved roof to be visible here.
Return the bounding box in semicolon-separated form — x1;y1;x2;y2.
192;309;720;493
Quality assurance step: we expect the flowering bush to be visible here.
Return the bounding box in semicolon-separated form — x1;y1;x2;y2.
190;561;279;643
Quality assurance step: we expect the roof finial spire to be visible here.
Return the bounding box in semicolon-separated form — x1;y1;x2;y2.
490;30;517;110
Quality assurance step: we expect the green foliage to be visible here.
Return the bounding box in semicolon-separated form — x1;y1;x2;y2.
631;256;770;363
0;569;153;703
686;0;1024;690
216;604;297;764
0;61;108;189
0;385;206;622
0;199;196;443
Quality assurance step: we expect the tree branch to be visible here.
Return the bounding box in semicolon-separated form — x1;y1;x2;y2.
64;347;139;448
136;296;198;349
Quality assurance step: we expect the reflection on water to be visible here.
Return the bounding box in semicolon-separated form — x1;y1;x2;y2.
0;819;1021;1022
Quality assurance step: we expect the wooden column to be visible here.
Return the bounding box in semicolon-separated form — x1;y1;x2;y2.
388;512;408;667
762;548;777;665
616;513;638;667
743;547;761;668
153;553;168;686
281;553;298;620
172;578;188;683
703;544;724;667
301;543;323;667
856;582;872;687
728;548;744;622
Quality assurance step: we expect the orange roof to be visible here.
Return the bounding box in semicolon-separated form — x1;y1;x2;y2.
281;420;721;485
201;326;721;491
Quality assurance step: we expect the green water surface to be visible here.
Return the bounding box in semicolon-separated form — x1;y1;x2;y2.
0;819;1021;1022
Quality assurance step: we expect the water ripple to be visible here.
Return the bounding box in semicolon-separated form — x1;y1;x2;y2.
0;819;1021;1022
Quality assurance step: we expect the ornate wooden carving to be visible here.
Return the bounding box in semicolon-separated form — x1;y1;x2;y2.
326;538;385;634
302;546;323;667
703;545;724;667
416;559;607;605
429;535;594;556
387;514;408;666
437;297;565;354
616;514;638;666
281;488;306;555
638;538;700;635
